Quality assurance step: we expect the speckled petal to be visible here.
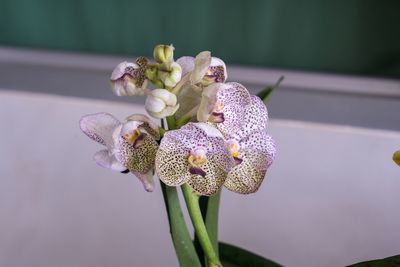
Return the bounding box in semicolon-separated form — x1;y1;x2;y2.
126;114;160;140
240;131;276;168
209;57;227;82
224;150;268;194
235;95;269;139
224;131;276;194
114;133;159;175
155;123;234;194
93;149;127;172
212;82;252;137
186;150;233;196
155;135;192;186
110;61;139;80
79;112;121;148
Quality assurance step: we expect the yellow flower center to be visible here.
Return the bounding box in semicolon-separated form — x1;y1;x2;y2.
123;128;141;144
213;100;224;112
188;148;208;167
227;140;240;158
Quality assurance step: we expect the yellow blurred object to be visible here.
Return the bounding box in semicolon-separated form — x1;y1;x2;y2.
393;150;400;166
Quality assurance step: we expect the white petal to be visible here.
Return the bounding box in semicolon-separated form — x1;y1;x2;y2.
197;83;223;122
148;104;180;119
126;114;160;140
126;114;159;132
151;89;177;106
195;122;224;139
145;95;166;113
190;51;211;84
176;56;195;76
110;61;139;80
120;120;142;135
164;62;182;87
80;113;121;148
93;149;127;172
132;170;155;192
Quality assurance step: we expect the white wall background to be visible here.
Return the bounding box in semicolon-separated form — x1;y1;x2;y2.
1;90;400;267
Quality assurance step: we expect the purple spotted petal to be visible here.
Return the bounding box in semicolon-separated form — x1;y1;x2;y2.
224;131;276;194
155;123;234;195
93;149;127;172
79;112;121;148
212;82;252;137
235;95;269;140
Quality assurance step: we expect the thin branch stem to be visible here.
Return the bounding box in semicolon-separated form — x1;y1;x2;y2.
182;184;222;267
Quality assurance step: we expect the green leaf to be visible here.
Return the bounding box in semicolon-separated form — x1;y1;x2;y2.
219;242;282;267
347;255;400;267
160;182;202;267
256;76;284;104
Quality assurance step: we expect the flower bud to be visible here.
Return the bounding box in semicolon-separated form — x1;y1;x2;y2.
145;89;180;118
110;61;147;96
158;62;182;87
153;44;175;64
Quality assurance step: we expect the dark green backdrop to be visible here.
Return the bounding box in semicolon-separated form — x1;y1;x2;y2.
1;0;399;77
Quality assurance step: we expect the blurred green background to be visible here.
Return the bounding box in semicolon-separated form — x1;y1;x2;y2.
1;0;399;77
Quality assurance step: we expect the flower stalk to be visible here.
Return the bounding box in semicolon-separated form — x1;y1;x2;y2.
182;184;222;267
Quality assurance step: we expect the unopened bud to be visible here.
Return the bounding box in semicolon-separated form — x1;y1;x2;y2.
145;89;180;118
153;44;174;64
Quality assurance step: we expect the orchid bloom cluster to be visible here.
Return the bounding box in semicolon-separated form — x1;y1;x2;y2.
80;44;276;195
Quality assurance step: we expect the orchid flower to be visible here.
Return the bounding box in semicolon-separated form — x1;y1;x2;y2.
145;89;180;119
197;82;276;193
173;52;227;122
79;112;159;192
155;123;234;196
110;57;148;96
197;82;252;137
177;52;227;86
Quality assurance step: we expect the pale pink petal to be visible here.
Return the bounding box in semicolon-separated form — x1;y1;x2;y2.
79;112;121;148
93;149;127;172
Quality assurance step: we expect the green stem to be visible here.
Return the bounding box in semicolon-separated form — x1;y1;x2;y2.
166;115;177;130
182;184;222;267
160;182;202;267
205;191;221;257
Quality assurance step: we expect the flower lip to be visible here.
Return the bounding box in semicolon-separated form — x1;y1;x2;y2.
226;139;240;157
205;65;226;83
189;166;207;177
209;112;225;123
189;147;208;165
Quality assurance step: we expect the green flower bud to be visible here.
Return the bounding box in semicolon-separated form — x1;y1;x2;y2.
145;65;158;81
153;44;174;64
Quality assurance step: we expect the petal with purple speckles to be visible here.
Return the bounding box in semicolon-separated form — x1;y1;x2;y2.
79;112;121;148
